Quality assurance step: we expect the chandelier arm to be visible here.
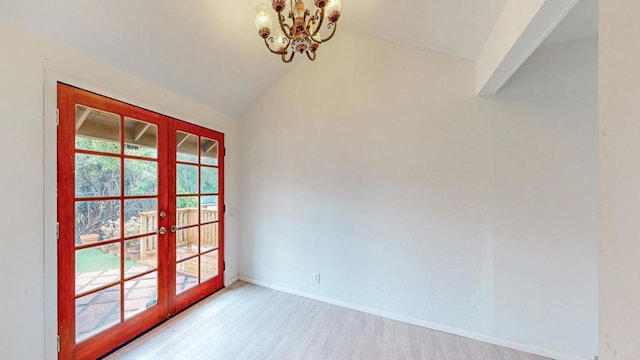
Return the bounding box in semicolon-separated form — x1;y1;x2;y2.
306;51;317;61
281;52;295;63
320;22;338;42
278;13;294;38
264;37;290;55
310;7;325;37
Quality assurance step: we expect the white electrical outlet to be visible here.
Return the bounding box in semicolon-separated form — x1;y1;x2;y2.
313;273;321;284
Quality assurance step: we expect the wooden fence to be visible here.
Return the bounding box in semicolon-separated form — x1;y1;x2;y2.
138;207;218;261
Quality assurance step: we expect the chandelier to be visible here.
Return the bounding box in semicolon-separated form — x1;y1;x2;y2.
254;0;342;63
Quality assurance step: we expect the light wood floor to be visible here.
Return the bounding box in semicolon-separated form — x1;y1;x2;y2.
105;282;548;360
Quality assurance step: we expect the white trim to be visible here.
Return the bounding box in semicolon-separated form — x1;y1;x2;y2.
225;275;240;287
43;69;59;360
239;276;588;360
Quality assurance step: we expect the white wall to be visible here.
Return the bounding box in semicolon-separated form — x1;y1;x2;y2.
599;1;640;358
492;38;598;356
0;23;240;359
240;32;597;359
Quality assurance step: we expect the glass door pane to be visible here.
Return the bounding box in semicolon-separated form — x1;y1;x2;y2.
58;84;170;359
175;131;200;295
73;105;124;341
73;109;163;342
172;129;223;302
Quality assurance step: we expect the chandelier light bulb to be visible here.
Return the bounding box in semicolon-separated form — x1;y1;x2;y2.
325;0;342;22
275;32;288;51
325;0;342;14
255;5;273;31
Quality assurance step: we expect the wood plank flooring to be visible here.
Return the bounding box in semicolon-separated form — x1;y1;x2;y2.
105;282;548;360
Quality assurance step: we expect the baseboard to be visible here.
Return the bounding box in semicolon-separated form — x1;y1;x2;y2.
238;276;588;360
225;274;239;287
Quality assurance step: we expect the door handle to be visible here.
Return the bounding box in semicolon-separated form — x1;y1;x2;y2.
158;227;167;235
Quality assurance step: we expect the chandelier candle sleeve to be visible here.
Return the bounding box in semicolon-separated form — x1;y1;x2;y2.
255;4;273;39
325;0;341;22
255;0;342;63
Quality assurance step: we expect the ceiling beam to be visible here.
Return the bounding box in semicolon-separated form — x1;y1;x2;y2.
203;140;217;154
176;133;190;148
75;108;91;131
475;0;578;96
133;122;151;142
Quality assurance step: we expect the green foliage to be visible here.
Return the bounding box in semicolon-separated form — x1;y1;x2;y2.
177;164;198;194
76;137;119;154
125;144;157;158
75;247;136;273
75;137;157;242
125;159;157;196
177;196;198;208
100;217;141;240
74;137;218;243
201;167;218;194
75;153;121;197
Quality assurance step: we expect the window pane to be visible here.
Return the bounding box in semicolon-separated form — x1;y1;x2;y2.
177;196;199;227
200;196;219;223
75;285;121;343
201;250;219;282
201;167;218;194
177;258;198;294
176;132;198;163
200;223;218;252
75;246;121;295
200;138;218;166
75;153;121;198
176;228;198;261
124;199;158;237
125;272;158;320
125;237;157;277
177;164;198;195
75;200;120;244
124;159;158;196
75;105;120;154
124;118;157;158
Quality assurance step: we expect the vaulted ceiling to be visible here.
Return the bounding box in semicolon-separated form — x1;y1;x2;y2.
0;0;597;119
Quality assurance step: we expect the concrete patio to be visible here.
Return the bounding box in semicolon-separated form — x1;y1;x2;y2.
75;268;198;341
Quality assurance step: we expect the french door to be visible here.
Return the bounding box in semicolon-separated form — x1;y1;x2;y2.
57;84;224;359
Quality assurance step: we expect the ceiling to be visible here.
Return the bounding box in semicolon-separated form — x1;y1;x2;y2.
543;0;598;45
0;0;597;119
340;0;508;60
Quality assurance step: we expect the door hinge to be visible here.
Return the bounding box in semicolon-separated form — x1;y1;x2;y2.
56;109;59;126
224;147;226;156
223;204;226;214
57;334;60;352
223;261;226;271
56;222;59;240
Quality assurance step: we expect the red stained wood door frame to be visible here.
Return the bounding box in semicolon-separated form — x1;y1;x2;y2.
57;83;225;359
